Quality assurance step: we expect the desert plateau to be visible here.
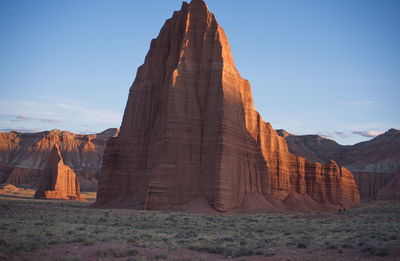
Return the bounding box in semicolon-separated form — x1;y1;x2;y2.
1;0;399;260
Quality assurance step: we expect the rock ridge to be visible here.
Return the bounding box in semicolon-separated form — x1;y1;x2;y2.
280;129;400;200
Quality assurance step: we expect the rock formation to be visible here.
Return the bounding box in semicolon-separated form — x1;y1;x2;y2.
377;171;400;200
279;129;400;200
281;128;400;173
0;128;118;191
0;184;24;194
34;145;81;200
352;171;395;200
277;131;344;165
95;0;360;212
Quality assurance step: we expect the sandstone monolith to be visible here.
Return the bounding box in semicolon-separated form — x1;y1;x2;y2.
34;145;81;200
95;0;360;212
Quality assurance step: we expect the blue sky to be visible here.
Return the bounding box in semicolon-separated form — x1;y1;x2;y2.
0;0;399;145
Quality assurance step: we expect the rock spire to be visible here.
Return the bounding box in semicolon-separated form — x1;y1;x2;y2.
34;145;81;200
95;0;360;212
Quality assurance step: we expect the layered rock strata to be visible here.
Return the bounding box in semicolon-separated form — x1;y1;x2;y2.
0;128;118;191
95;0;360;212
281;128;400;173
280;129;400;200
34;145;81;200
352;171;395;200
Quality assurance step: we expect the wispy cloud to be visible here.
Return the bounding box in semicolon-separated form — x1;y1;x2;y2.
0;127;44;133
352;131;383;138
318;132;333;139
316;130;385;140
11;115;60;123
317;131;351;139
334;131;349;138
55;103;121;124
344;122;396;130
338;100;376;106
15;115;32;120
0;98;122;133
40;119;60;123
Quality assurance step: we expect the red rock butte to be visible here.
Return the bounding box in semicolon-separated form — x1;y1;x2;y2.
34;145;82;200
94;0;360;212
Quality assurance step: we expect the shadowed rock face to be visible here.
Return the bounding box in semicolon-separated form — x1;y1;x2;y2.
34;145;81;200
352;172;395;200
377;171;400;200
0;128;118;191
279;129;400;200
95;0;360;212
282;129;400;173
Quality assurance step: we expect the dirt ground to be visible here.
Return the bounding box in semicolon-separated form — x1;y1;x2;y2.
21;242;400;261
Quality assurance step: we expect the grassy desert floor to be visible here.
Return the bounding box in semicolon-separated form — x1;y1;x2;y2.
0;187;399;261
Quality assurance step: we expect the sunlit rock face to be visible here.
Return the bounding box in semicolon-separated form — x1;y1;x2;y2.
280;128;400;200
0;128;118;191
34;145;81;200
95;0;360;212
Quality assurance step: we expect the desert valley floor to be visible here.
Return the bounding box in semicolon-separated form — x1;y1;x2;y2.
0;186;399;261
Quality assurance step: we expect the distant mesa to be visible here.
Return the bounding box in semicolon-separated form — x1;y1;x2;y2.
280;128;400;200
34;145;82;200
94;0;360;212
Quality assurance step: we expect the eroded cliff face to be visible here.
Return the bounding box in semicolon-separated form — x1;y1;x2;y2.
377;171;400;201
282;129;400;174
280;129;400;200
95;0;360;212
34;145;81;200
0;128;118;191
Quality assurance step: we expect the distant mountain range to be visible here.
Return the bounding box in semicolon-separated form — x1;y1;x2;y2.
277;128;400;200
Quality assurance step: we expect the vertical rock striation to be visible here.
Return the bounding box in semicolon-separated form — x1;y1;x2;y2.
0;129;118;191
352;171;395;200
377;171;400;201
280;129;400;200
95;0;360;212
34;145;81;200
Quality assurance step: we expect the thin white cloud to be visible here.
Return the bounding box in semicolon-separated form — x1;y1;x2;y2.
0;127;45;133
0;98;122;133
334;131;349;138
344;122;395;130
295;131;351;141
0;100;57;117
318;131;333;139
55;103;121;125
338;100;376;106
10;115;61;123
352;131;383;138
